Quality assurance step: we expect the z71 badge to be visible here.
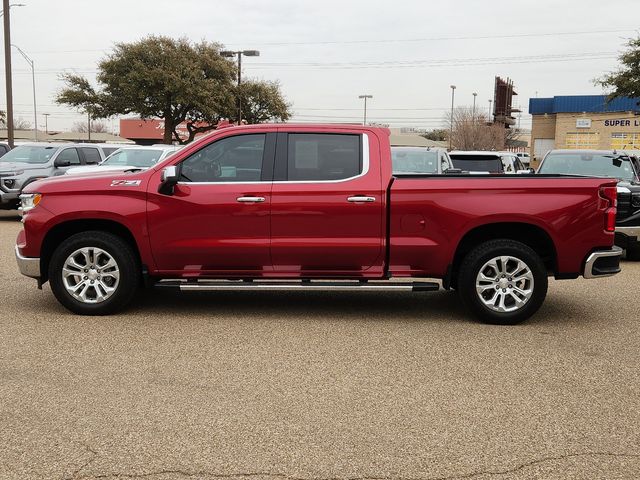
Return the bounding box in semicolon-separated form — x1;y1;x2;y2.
110;180;141;187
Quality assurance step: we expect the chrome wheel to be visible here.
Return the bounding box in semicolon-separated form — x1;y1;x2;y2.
475;255;534;313
61;247;120;304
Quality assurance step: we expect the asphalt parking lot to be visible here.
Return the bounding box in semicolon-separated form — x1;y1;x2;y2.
1;210;639;479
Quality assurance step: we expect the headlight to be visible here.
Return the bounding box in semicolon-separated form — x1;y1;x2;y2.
19;193;42;213
3;178;15;188
632;193;640;209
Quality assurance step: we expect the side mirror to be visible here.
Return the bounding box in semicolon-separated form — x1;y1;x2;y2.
158;165;180;195
54;158;71;167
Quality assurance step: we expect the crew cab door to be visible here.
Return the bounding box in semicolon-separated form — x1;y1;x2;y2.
146;132;275;274
270;129;385;276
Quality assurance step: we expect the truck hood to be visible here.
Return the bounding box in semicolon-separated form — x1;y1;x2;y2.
65;165;148;176
23;170;150;194
0;162;47;174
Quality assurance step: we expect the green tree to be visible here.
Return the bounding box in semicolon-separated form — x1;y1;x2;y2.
597;36;640;102
235;80;290;125
57;36;239;144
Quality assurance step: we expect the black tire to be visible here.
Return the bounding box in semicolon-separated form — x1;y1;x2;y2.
626;242;640;261
48;231;140;315
458;239;548;325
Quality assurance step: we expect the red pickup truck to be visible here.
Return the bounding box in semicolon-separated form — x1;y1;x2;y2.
15;124;622;324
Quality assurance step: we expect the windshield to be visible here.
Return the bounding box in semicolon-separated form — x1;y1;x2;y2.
538;152;636;181
450;154;503;173
391;147;439;174
102;149;165;168
0;145;59;164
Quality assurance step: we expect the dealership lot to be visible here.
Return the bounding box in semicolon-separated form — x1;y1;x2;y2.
1;210;639;479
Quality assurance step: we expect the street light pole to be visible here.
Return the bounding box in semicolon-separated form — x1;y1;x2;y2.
43;112;49;134
449;85;456;150
488;99;493;121
472;92;477;119
358;94;373;125
220;49;260;124
12;44;36;141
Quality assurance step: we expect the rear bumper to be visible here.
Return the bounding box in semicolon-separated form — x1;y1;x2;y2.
15;245;40;279
615;226;640;238
583;246;623;279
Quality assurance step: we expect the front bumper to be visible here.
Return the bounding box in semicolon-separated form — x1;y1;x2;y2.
583;246;623;279
15;245;40;279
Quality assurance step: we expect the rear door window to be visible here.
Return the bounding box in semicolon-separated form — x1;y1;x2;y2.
81;147;102;164
286;134;361;181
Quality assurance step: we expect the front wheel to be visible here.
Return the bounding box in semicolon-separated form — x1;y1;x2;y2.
458;239;548;325
48;231;140;315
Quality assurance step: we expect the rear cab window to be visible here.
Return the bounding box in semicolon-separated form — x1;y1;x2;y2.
450;153;504;173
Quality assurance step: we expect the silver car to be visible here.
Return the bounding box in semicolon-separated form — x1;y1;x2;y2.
65;145;182;176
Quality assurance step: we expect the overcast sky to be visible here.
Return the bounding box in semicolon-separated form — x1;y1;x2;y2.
3;0;639;133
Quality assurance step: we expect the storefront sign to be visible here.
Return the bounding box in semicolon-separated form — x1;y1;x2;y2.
576;118;592;128
604;119;640;127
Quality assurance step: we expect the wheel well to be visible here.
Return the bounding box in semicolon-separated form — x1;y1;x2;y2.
448;222;557;288
40;219;141;283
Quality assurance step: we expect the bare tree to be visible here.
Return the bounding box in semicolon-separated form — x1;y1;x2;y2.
445;107;506;151
12;117;32;130
72;120;110;133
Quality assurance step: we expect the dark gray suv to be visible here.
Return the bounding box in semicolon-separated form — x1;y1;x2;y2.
0;143;106;209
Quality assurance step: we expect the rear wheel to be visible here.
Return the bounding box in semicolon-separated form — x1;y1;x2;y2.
626;241;640;261
48;231;139;315
458;239;548;325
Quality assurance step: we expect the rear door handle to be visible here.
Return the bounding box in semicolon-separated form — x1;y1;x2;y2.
347;196;376;203
237;196;266;203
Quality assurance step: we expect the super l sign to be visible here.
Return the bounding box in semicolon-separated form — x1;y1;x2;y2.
604;119;640;127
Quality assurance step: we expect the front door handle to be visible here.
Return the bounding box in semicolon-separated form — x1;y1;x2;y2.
237;196;266;203
347;196;376;203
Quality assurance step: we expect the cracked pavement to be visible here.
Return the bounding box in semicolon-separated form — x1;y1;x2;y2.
1;210;639;479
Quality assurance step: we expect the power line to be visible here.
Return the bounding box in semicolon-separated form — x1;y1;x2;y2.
225;28;638;47
245;52;617;69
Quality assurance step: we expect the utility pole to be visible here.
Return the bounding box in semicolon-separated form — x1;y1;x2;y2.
87;112;91;142
449;85;456;150
488;99;493;122
220;49;260;124
358;94;373;125
3;0;14;147
43;113;49;134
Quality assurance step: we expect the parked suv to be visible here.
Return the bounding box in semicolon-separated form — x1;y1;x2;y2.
0;143;105;209
391;146;454;174
537;149;640;259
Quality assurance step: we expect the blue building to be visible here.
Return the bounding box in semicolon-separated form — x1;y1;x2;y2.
529;95;640;165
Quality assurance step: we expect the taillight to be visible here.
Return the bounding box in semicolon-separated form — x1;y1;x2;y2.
600;186;617;233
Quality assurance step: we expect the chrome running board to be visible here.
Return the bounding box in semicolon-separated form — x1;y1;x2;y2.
156;279;439;292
